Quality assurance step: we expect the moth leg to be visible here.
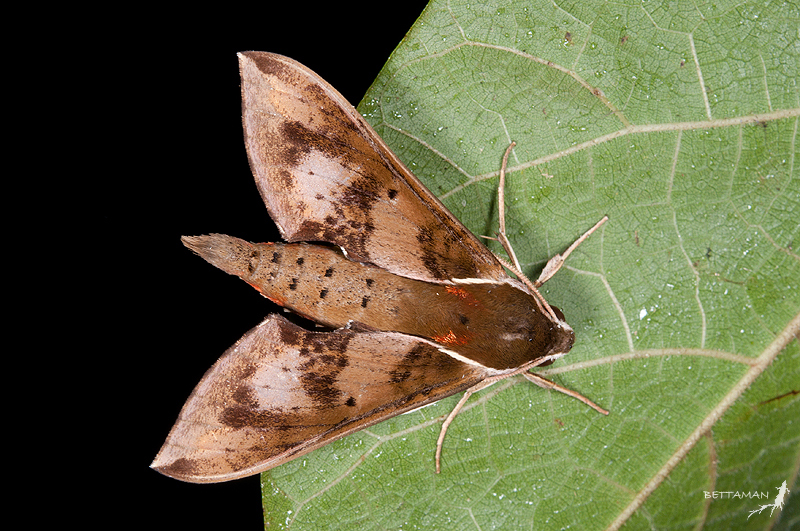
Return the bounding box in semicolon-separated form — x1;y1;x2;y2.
436;359;549;473
436;360;608;473
535;216;608;287
523;372;609;415
435;379;494;473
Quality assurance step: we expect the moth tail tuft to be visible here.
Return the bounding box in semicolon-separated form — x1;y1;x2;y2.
181;234;257;279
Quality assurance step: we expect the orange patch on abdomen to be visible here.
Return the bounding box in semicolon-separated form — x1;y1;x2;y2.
432;329;472;346
445;285;480;307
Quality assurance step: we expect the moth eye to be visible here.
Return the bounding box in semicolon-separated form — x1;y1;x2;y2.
551;305;566;321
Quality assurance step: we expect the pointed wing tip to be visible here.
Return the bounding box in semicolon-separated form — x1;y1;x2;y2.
150;451;207;484
150;459;170;477
151;452;257;484
151;438;209;483
237;51;261;72
238;50;281;67
150;452;180;480
150;443;181;476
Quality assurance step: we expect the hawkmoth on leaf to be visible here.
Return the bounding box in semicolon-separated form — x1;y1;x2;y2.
152;52;608;483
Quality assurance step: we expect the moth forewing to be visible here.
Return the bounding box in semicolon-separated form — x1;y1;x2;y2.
237;52;507;284
154;51;608;483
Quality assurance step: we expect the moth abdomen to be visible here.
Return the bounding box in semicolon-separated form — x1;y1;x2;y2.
184;235;415;329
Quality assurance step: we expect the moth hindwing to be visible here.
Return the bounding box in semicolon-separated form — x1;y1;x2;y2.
152;52;607;483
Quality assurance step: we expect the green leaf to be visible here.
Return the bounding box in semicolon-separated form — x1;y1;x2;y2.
261;0;800;529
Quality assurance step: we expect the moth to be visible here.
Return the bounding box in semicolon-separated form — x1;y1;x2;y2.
152;52;608;483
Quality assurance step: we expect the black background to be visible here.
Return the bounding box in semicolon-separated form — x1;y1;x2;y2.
108;2;430;528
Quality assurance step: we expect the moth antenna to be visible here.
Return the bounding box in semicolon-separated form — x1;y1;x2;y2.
497;142;523;272
493;143;609;324
534;216;608;287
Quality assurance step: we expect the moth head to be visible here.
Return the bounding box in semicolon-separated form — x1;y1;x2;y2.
486;299;574;371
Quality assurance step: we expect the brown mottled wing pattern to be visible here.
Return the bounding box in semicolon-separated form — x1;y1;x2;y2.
152;315;489;483
239;51;506;283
